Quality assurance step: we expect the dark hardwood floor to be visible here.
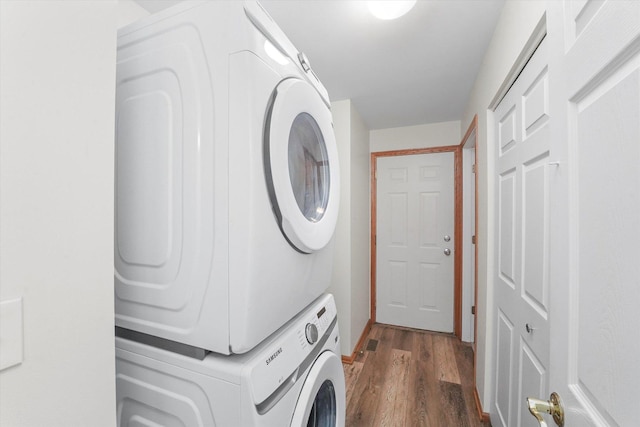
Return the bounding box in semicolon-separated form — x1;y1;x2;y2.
343;323;490;427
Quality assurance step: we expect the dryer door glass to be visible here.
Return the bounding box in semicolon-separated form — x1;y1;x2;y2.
265;78;340;253
288;112;330;223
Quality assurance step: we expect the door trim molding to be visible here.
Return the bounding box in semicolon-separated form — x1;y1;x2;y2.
370;145;463;338
460;115;479;344
488;13;547;110
341;319;373;365
460;114;482;419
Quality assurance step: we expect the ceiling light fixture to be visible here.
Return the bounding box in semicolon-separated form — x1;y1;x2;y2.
367;0;416;20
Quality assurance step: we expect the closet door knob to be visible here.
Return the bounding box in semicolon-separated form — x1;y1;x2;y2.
526;392;564;427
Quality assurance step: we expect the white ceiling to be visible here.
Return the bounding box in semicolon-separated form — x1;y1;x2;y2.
134;0;505;130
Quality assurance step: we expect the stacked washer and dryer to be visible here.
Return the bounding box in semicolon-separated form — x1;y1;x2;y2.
114;1;345;425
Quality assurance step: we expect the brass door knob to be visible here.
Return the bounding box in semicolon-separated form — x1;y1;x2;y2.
526;392;564;427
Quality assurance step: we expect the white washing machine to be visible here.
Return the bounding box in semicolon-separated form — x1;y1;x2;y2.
116;294;345;426
115;0;340;355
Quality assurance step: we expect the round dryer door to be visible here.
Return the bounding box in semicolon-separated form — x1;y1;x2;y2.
265;78;340;253
290;351;346;427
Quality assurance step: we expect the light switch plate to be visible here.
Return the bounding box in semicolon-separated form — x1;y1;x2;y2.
0;297;24;371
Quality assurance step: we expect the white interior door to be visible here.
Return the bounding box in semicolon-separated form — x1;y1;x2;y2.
492;37;551;427
545;1;640;426
492;2;640;426
376;152;455;332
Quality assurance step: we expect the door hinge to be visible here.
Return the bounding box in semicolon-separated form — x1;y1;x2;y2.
471;306;476;315
471;235;476;244
472;164;476;173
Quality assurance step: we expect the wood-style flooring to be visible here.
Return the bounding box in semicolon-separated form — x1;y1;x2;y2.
343;323;490;427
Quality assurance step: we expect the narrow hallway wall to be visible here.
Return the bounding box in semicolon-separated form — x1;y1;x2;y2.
0;2;118;425
329;100;370;357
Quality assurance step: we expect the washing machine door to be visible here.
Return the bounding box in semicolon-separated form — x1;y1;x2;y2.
265;78;340;253
290;351;346;427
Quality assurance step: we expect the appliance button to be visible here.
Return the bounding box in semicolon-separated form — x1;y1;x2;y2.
305;323;319;344
298;52;311;72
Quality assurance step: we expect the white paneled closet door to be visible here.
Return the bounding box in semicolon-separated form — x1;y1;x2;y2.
492;1;640;426
546;1;640;426
492;36;552;427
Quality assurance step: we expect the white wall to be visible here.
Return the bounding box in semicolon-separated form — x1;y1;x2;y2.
370;120;461;152
330;100;352;355
460;0;547;414
348;102;371;356
329;100;371;357
0;1;118;426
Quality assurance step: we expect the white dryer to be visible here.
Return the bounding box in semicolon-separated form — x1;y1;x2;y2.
115;0;340;355
116;294;345;426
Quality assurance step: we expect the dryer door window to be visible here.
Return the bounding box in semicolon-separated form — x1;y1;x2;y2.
290;351;346;427
288;112;330;223
265;78;340;253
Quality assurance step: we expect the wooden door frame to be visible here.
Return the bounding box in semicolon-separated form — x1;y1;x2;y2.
371;145;463;338
461;115;479;348
459;115;487;421
460;114;479;348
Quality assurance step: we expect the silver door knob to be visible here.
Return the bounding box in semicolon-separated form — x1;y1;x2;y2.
443;235;451;242
444;248;451;256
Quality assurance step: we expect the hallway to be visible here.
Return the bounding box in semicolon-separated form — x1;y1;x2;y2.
343;324;490;426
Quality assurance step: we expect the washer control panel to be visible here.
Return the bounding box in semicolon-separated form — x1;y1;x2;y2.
296;298;337;351
249;294;338;406
305;323;318;344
